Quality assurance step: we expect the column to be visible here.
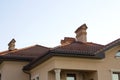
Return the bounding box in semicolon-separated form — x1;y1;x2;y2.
54;69;61;80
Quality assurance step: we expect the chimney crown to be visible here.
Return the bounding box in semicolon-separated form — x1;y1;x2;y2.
8;38;16;51
75;24;87;33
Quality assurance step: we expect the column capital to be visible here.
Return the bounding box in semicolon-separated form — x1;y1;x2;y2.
54;69;61;73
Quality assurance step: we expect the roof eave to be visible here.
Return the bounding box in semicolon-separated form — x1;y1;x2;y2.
0;56;33;62
95;38;120;54
23;52;51;71
23;51;104;71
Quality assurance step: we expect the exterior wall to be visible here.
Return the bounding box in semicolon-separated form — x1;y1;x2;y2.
0;61;29;80
31;45;120;80
31;58;56;80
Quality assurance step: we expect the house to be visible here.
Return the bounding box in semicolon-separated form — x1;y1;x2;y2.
0;24;120;80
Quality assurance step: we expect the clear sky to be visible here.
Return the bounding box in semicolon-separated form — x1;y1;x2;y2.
0;0;120;51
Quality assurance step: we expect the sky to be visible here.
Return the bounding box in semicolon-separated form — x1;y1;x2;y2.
0;0;120;51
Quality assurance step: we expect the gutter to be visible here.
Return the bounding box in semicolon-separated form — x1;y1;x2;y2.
23;69;31;80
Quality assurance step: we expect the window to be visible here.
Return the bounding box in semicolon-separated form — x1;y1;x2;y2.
67;74;76;80
112;72;120;80
115;51;120;57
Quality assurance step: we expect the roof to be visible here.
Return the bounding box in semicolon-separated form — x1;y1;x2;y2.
52;41;104;55
0;45;50;61
95;38;120;54
23;38;120;70
23;41;105;71
1;38;120;71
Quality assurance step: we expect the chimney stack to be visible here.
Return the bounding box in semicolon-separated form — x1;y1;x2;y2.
75;24;88;42
61;37;75;46
8;39;16;51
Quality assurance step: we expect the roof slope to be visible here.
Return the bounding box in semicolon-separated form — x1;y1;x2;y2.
52;41;104;56
0;45;50;61
95;38;120;54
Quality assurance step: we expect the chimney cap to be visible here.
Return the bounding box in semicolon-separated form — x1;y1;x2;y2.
8;38;16;46
8;38;16;51
75;24;88;33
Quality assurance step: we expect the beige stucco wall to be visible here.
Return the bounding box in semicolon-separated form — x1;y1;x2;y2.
31;45;120;80
31;57;56;80
0;61;29;80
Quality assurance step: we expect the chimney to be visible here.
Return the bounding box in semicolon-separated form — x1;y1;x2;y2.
75;24;88;42
8;39;16;51
61;37;75;46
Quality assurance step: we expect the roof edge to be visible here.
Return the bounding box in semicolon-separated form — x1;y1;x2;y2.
95;38;120;54
23;50;104;71
0;55;33;62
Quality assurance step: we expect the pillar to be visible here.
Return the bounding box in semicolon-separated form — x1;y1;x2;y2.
54;69;61;80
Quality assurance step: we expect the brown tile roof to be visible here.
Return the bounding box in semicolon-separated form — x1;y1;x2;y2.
0;45;50;61
23;41;105;71
3;38;120;71
51;41;104;56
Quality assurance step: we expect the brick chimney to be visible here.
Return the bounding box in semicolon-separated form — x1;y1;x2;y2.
75;24;88;42
61;37;75;46
8;39;16;51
